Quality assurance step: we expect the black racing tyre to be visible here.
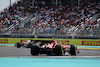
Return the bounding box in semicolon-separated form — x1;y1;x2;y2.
31;45;39;56
16;42;21;48
54;45;62;56
46;48;51;56
70;44;77;55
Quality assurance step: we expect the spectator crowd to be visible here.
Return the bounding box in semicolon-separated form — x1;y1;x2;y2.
30;0;100;36
0;0;38;33
0;0;100;37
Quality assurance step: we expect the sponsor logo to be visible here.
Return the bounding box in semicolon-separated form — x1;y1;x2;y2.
82;41;100;46
64;41;69;45
20;40;27;43
59;41;69;45
0;39;8;44
66;41;69;45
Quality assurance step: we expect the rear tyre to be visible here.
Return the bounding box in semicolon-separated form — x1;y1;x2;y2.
70;44;77;55
31;45;39;56
16;42;21;48
54;45;62;56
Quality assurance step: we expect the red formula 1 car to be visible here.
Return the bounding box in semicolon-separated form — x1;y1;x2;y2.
31;40;79;56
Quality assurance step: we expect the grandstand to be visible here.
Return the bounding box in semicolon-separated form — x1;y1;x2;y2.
0;0;100;39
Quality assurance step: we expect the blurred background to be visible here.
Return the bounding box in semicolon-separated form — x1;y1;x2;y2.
0;0;100;39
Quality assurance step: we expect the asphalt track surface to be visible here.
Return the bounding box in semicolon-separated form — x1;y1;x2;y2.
0;45;100;57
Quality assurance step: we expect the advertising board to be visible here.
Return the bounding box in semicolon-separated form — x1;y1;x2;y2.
0;38;100;46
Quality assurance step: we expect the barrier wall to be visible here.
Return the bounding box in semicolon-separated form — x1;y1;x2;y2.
0;38;100;46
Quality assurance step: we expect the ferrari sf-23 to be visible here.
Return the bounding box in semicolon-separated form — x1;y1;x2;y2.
30;40;79;56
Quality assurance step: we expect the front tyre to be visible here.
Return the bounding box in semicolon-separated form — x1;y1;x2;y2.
31;45;39;56
54;45;62;56
70;44;77;55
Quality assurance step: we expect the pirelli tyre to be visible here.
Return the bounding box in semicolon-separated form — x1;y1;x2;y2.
54;45;62;56
31;45;39;56
70;44;77;55
16;42;21;48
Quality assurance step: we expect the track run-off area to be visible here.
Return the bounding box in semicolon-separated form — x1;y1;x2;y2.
0;44;100;67
0;44;100;57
